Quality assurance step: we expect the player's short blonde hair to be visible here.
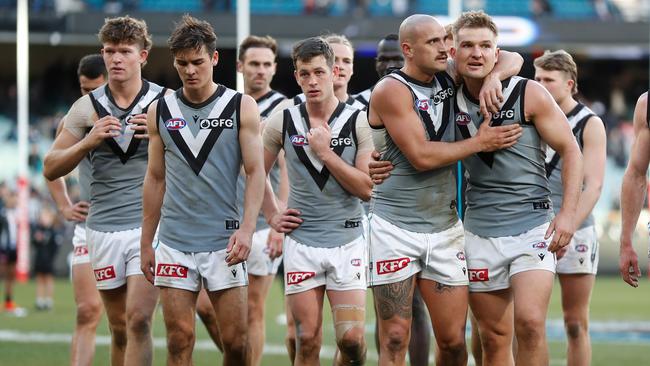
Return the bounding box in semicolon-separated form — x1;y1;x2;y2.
452;10;498;42
99;16;152;52
324;34;354;52
534;50;579;95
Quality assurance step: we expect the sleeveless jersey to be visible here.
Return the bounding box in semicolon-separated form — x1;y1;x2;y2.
371;70;458;233
455;76;552;237
281;102;364;247
353;88;371;109
157;86;243;253
236;90;286;231
546;103;599;229
293;93;366;111
86;80;166;232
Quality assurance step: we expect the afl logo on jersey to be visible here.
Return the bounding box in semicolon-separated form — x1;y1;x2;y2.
416;99;430;111
455;112;472;126
290;135;308;146
165;118;187;130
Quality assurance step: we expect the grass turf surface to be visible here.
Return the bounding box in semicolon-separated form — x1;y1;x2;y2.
1;276;648;365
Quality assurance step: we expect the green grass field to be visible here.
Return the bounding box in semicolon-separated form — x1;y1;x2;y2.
1;276;649;365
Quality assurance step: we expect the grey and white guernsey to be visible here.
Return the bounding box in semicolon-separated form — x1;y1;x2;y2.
545;103;599;229
282;102;364;247
455;76;552;237
293;93;366;111
353;88;371;109
87;80;166;232
371;70;458;233
157;86;243;253
236;90;286;231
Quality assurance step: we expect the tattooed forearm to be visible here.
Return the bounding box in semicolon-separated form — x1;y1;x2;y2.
373;277;414;320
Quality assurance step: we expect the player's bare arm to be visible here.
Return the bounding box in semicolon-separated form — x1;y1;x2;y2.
307;112;373;201
369;77;523;171
619;92;649;287
260;111;303;233
43;95;121;180
525;81;583;253
574;115;607;227
140;100;165;284
448;50;524;116
226;95;266;266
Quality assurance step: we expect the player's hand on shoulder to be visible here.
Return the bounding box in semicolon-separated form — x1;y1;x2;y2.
226;229;253;266
476;114;523;152
128;113;149;139
368;150;393;185
62;201;89;222
307;125;332;158
266;229;284;259
269;208;303;234
478;74;505;117
84;115;121;148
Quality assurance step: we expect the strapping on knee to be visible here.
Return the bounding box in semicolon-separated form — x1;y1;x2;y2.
332;304;366;341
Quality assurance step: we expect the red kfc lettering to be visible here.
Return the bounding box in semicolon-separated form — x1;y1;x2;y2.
376;258;410;275
287;271;315;285
468;268;489;282
156;264;188;278
94;266;116;281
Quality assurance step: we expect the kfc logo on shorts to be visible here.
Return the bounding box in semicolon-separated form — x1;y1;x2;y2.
575;244;588;253
350;258;362;267
455;112;472;126
74;246;88;256
532;242;548;249
416;99;430;111
456;251;466;261
376;258;410;275
287;271;315;285
94;266;116;281
468;268;489;282
156;264;188;278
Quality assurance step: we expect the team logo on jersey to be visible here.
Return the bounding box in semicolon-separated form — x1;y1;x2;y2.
376;258;410;275
455;112;472;126
156;264;188;278
416;99;430;111
165;118;187;130
490;109;515;121
350;258;362;267
287;271;315;285
330;137;353;147
290;135;309;146
433;87;454;105
575;244;588;253
468;268;489;282
456;251;466;261
532;242;548;249
199;118;234;130
94;266;116;281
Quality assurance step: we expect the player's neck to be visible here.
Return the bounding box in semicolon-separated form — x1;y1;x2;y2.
306;94;339;125
108;76;143;108
463;77;485;100
558;96;578;115
401;65;435;84
334;85;349;103
182;82;218;104
247;86;271;101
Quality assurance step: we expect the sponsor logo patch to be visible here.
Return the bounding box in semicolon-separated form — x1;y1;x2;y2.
344;220;361;229
199;118;234;130
165;118;187;130
330;137;353;147
351;258;362;267
94;266;116;281
74;246;88;256
468;268;489;282
538;253;546;261
455;112;472;126
416;99;430;111
290;135;308;146
575;244;588;253
456;251;466;261
287;271;316;285
376;258;410;275
532;242;548;249
490;109;515;121
156;264;188;278
533;201;550;210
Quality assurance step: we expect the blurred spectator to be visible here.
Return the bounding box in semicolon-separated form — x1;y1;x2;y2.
303;0;332;15
531;0;553;18
203;0;231;11
32;207;61;311
103;0;138;13
593;0;623;20
0;188;18;312
28;145;43;173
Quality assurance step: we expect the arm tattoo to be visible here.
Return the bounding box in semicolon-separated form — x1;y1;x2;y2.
373;277;414;320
